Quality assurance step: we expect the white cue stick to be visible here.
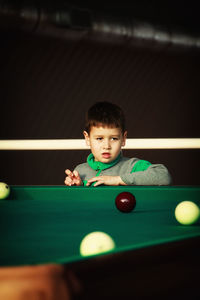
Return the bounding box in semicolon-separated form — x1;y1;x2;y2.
0;138;200;150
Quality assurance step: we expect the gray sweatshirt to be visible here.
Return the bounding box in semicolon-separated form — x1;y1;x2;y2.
75;156;172;186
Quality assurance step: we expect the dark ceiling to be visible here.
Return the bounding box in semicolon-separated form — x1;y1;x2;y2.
0;0;200;35
1;0;199;52
58;0;200;34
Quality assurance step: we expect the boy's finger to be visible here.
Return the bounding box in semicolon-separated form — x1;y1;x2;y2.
64;177;72;186
93;180;103;187
65;169;74;177
73;170;79;178
87;177;98;183
86;181;92;186
87;177;102;186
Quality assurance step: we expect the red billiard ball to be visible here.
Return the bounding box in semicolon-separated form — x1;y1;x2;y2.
115;192;136;213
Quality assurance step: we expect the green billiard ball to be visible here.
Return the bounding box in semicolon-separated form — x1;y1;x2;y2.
0;182;10;200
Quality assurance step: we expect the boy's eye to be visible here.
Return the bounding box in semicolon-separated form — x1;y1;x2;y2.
95;137;119;141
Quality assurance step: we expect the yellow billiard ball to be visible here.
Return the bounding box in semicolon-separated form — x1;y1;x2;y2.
175;201;200;225
0;182;10;200
80;231;115;256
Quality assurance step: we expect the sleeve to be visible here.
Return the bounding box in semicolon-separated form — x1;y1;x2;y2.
120;161;172;186
74;164;85;181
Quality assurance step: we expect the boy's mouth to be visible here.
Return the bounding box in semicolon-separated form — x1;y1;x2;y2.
102;153;111;159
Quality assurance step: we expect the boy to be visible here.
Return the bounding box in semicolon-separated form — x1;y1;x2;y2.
64;101;172;187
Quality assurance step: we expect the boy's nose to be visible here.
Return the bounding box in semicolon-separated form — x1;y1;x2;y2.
103;140;111;149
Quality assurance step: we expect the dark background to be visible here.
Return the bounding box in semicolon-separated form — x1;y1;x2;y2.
0;0;200;185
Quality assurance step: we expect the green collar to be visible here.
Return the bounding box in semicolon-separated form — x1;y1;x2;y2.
83;153;121;186
87;153;121;172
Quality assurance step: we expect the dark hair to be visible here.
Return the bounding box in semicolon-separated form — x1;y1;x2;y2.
85;101;126;133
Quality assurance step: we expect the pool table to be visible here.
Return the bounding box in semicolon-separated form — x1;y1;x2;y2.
0;186;200;299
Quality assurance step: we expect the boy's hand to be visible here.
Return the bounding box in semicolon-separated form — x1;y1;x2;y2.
64;170;83;186
86;175;126;187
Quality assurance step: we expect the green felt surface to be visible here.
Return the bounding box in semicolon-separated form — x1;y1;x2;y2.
0;186;200;267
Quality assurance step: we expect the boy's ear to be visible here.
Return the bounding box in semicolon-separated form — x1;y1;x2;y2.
122;131;127;147
83;131;90;146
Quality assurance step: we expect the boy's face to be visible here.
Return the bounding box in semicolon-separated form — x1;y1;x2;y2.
83;126;127;163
